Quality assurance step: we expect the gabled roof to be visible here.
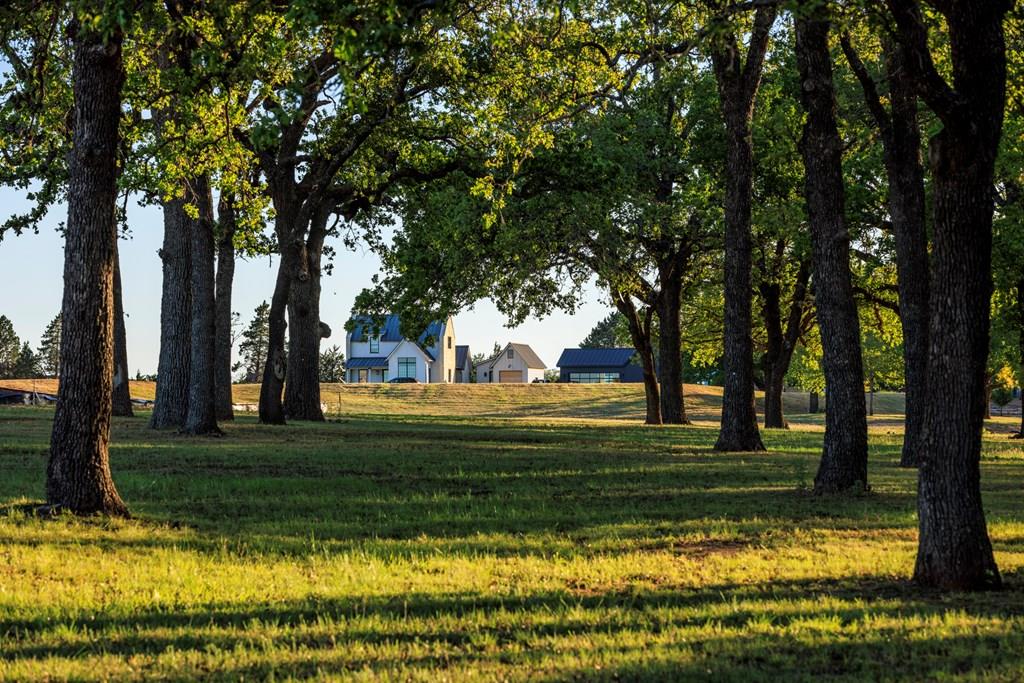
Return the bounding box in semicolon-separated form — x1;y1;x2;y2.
557;347;636;368
349;314;446;347
509;343;546;369
384;338;434;364
455;345;470;368
480;342;546;369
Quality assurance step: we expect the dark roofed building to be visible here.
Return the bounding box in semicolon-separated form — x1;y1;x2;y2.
556;348;644;383
454;345;472;383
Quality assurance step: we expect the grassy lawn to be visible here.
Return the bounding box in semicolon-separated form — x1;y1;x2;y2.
1;387;1023;681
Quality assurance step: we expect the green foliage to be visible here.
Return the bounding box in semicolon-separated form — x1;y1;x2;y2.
235;301;270;383
318;345;345;383
36;313;60;378
580;312;627;348
11;340;40;378
0;315;20;377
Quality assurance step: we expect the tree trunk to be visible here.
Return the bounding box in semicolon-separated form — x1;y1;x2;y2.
883;43;930;468
762;260;810;429
715;120;765;450
46;18;128;516
712;7;774;452
1017;279;1024;439
111;240;133;417
885;0;1007;591
259;232;294;425
795;9;868;494
612;289;661;425
214;195;236;421
808;391;819;414
657;274;688;424
150;203;191;429
183;176;220;436
284;220;328;421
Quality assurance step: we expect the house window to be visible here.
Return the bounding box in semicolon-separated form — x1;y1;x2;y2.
507;348;514;359
398;357;416;378
370;337;380;354
568;372;619;384
382;369;389;382
447;368;452;382
447;336;452;349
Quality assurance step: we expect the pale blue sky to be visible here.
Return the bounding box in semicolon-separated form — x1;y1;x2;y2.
0;188;610;374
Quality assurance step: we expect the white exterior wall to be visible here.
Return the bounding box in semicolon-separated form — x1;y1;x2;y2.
387;340;432;383
426;317;457;383
346;337;399;383
477;345;546;383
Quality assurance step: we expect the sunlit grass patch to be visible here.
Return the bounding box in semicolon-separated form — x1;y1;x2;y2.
1;397;1023;681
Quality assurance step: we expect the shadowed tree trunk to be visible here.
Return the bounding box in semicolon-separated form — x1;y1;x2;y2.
841;35;929;468
258;197;298;424
183;177;220;436
712;5;775;452
761;259;811;429
611;289;661;425
1017;279;1024;439
795;7;868;494
46;16;128;516
214;195;236;421
111;241;133;417
284;212;330;421
888;0;1008;590
150;194;191;429
657;272;688;424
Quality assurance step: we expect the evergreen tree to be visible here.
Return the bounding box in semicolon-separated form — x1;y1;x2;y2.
580;312;625;348
0;315;20;378
236;301;270;383
37;313;61;377
319;345;345;383
13;342;41;378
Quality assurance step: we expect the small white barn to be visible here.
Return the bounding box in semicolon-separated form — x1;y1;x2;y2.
474;343;546;383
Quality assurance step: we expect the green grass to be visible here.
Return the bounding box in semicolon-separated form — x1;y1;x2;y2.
1;388;1023;681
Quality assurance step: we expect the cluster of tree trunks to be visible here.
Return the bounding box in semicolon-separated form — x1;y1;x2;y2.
840;35;929;468
885;0;1009;591
46;16;129;516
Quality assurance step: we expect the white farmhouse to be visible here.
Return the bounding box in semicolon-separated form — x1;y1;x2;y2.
474;343;547;383
345;314;458;384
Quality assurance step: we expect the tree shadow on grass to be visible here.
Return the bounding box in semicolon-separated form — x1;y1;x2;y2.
3;574;1024;680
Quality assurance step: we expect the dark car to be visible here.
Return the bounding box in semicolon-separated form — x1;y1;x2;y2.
388;377;419;384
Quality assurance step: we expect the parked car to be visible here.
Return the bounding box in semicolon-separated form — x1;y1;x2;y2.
388;377;419;384
532;378;547;383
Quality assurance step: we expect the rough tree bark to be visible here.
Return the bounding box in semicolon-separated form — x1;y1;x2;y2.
841;35;929;468
46;17;128;516
183;176;221;435
761;259;811;429
111;241;133;417
795;8;869;493
888;0;1009;591
1017;278;1024;438
712;5;775;452
214;195;236;421
284;212;330;421
611;289;661;425
657;272;688;424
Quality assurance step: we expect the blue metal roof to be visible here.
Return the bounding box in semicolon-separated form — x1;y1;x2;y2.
350;314;445;347
557;347;636;368
346;357;389;369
